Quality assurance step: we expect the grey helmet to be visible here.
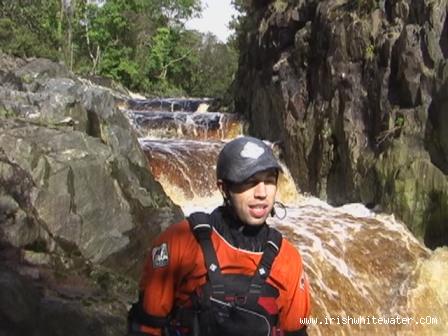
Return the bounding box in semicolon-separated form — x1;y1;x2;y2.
216;136;282;184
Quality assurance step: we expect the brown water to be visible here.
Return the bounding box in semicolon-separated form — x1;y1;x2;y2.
125;100;448;335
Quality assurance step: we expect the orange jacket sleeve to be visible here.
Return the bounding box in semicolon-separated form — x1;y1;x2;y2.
138;219;198;335
276;239;311;332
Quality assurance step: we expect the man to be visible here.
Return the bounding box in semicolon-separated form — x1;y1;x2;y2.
128;136;310;335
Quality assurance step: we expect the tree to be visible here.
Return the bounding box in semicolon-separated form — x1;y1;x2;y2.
0;0;62;59
0;0;239;100
76;0;202;91
182;32;238;99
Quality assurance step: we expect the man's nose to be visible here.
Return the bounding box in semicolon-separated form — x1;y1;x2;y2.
254;181;267;198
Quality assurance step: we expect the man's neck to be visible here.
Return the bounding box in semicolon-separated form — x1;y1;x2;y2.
211;206;269;252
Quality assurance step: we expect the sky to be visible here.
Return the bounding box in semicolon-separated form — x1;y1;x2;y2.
186;0;238;42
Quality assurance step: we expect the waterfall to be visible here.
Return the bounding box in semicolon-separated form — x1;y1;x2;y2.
124;98;448;335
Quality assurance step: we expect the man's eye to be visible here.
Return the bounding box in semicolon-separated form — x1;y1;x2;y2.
246;178;276;186
266;178;277;184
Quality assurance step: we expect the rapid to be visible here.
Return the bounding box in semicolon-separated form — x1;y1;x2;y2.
125;98;448;335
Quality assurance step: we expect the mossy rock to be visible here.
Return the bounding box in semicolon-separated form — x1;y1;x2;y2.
0;106;16;118
374;143;448;247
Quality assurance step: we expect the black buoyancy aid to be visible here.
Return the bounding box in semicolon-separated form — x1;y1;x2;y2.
182;211;283;336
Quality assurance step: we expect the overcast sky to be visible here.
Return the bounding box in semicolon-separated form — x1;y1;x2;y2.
186;0;238;42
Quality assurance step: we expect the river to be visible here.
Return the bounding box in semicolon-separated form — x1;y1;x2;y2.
125;98;448;335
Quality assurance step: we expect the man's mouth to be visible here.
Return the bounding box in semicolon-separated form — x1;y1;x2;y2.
249;204;268;218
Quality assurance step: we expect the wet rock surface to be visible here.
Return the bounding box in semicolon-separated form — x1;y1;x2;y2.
0;53;183;335
234;0;448;248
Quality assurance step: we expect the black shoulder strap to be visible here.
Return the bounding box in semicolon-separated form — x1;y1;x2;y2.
247;228;282;299
188;212;224;296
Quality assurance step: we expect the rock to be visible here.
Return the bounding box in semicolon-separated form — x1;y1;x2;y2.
0;57;182;274
0;55;183;335
234;0;448;247
0;265;129;336
0;266;40;335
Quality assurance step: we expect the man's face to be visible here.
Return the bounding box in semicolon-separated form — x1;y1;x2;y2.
219;169;278;226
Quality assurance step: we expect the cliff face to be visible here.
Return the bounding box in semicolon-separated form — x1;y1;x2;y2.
0;54;183;335
234;0;448;248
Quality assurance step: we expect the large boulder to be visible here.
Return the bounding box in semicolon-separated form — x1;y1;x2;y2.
0;55;182;275
0;54;183;335
234;0;448;248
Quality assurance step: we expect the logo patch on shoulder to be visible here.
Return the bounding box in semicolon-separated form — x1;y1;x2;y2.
152;243;169;268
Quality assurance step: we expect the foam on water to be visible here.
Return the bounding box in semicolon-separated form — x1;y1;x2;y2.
266;200;448;335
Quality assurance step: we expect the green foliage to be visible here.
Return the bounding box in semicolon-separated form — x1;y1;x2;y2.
144;29;238;99
146;27;179;80
0;0;61;59
228;0;248;50
184;33;238;99
99;47;140;89
394;115;405;128
86;0;137;46
375;114;405;146
0;0;238;100
152;0;202;22
0;106;16;118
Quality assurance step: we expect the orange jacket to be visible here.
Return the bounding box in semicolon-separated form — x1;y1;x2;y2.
139;219;311;335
